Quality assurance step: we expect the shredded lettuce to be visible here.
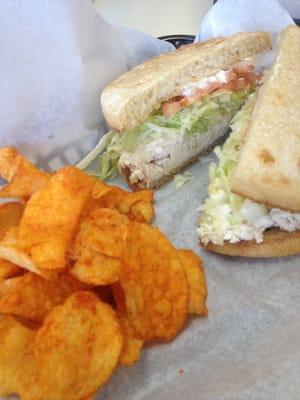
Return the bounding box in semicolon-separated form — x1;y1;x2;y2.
97;89;252;180
199;93;260;244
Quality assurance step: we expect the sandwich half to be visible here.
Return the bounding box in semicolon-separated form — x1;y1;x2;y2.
97;32;271;190
198;26;300;258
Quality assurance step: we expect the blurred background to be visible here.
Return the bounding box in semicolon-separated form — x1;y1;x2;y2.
95;0;299;36
94;0;213;36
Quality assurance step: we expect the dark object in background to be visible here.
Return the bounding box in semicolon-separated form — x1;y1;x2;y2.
158;34;195;48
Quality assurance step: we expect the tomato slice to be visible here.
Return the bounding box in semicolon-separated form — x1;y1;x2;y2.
162;98;183;118
161;64;261;117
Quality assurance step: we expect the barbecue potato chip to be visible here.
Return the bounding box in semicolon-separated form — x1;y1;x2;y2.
0;258;21;279
19;167;94;270
0;227;57;279
112;285;144;365
80;396;95;400
71;249;121;285
91;179;113;199
74;208;129;258
118;223;189;341
129;200;154;223
0;202;24;234
0;272;85;321
35;291;123;400
178;249;208;316
0;147;50;198
70;209;129;285
118;314;144;366
0;315;37;397
93;186;154;223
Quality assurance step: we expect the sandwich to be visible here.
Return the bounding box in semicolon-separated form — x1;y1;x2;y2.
96;32;271;190
198;25;300;258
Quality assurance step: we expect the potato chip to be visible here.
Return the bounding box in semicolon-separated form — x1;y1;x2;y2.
118;314;144;366
0;258;22;279
0;147;50;198
74;208;129;258
80;396;95;400
120;331;143;366
0;315;37;397
118;223;189;341
19;166;94;270
35;291;123;400
0;227;57;279
112;285;144;365
71;248;121;285
70;209;129;285
93;185;154;223
178;249;208;316
129;200;154;223
91;179;113;199
0;272;85;321
0;202;24;233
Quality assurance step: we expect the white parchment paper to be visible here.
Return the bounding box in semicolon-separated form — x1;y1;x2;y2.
99;159;300;400
196;0;294;41
0;0;173;169
1;1;300;399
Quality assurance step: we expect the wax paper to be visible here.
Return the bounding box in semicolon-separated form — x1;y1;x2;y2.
0;0;173;169
2;0;300;399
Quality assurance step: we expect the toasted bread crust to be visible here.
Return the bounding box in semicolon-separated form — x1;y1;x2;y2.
101;32;271;132
230;26;300;212
200;229;300;258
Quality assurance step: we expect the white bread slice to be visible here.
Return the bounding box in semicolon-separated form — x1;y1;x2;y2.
101;32;271;132
230;26;300;212
201;229;300;258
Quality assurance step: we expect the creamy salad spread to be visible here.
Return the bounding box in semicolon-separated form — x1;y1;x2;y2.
182;70;234;98
198;94;300;245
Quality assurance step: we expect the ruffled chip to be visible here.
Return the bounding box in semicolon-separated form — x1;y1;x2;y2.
0;147;50;198
0;202;24;234
117;312;144;366
117;223;189;341
71;249;121;285
0;227;57;279
0;259;21;279
18;167;94;270
0;315;37;398
93;185;154;223
0;272;85;322
178;249;208;315
35;291;123;400
70;209;129;285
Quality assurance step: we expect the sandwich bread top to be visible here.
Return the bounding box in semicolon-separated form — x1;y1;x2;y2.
101;32;271;132
230;25;300;212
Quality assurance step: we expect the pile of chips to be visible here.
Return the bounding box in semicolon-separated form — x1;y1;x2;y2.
0;147;207;400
